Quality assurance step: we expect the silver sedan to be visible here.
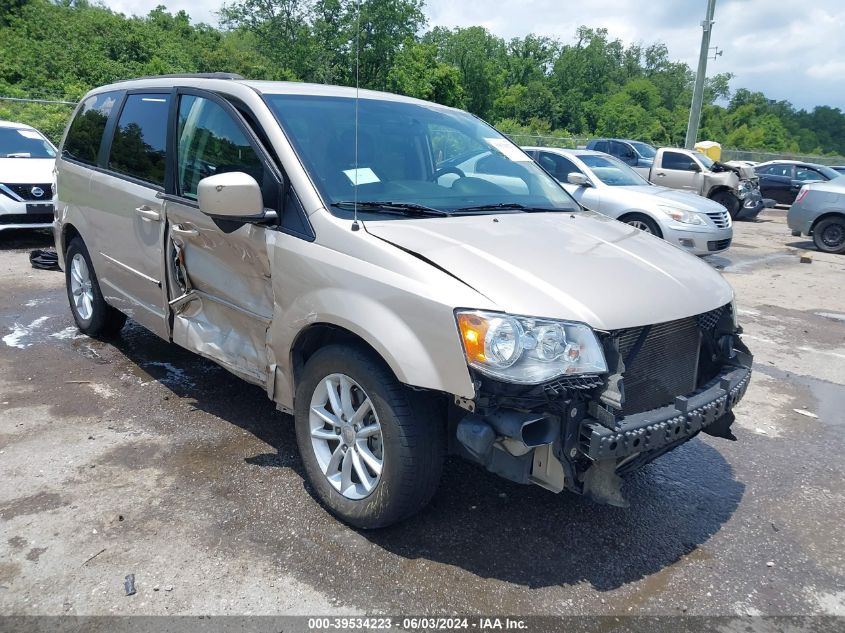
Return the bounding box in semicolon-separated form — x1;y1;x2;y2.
787;179;845;254
523;147;733;256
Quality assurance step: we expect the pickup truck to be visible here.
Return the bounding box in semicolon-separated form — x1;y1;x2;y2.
590;140;770;220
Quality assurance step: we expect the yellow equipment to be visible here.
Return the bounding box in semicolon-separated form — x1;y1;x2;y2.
694;141;721;161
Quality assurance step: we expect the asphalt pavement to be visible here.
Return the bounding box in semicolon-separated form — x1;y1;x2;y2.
0;209;843;619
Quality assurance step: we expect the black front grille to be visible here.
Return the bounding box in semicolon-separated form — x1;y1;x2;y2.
2;183;53;201
708;238;731;251
0;213;53;225
615;317;701;415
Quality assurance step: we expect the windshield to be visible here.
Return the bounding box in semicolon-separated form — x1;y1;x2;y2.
0;127;56;158
698;153;715;169
264;94;577;216
577;154;650;186
814;165;842;180
629;141;656;159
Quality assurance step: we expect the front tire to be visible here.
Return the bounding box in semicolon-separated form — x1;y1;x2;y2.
294;344;444;529
65;237;127;337
812;216;845;254
710;190;741;219
622;213;663;237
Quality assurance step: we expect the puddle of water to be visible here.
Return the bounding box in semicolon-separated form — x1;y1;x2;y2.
142;361;196;388
2;316;51;348
754;364;845;426
816;312;845;324
50;327;86;341
720;252;795;274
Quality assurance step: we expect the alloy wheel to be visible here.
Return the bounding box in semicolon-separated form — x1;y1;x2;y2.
628;220;653;233
308;373;383;500
70;253;94;321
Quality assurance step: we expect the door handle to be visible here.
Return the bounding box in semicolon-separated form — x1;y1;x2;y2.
656;172;666;177
135;205;161;221
171;224;199;238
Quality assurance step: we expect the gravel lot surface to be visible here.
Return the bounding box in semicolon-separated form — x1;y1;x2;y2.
0;209;843;618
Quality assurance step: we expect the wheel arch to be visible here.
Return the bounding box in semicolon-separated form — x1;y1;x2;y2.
809;210;845;235
617;210;664;238
60;223;82;264
707;184;735;199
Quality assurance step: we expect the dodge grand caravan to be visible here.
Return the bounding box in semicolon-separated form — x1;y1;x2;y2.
54;74;752;528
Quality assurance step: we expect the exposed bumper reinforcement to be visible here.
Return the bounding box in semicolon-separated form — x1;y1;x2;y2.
580;365;752;461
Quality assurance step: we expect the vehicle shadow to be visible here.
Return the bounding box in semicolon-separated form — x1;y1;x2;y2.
107;321;744;592
361;441;743;590
0;229;54;251
785;239;817;251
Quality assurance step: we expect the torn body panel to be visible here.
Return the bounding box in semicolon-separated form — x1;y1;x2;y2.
453;304;752;505
165;199;273;386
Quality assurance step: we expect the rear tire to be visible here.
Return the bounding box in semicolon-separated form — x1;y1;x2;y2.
812;216;845;254
65;237;127;337
710;190;741;219
294;344;444;529
622;213;662;238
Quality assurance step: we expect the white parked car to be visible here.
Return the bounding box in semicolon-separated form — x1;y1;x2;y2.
523;147;733;256
0;121;57;232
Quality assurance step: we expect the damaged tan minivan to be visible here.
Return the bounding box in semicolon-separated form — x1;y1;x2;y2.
54;74;752;528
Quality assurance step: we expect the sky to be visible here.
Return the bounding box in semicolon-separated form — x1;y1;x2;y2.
101;0;845;111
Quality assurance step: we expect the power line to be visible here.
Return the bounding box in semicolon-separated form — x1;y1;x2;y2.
0;95;77;106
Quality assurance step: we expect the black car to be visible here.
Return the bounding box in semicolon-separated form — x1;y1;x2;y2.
754;161;841;205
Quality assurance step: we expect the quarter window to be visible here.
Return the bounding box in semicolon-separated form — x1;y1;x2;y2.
108;94;170;186
176;95;263;200
63;91;121;165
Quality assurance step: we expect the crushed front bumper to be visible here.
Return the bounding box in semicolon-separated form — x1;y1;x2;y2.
580;364;752;462
735;192;775;221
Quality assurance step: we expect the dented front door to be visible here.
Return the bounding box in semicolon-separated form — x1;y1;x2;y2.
164;92;274;386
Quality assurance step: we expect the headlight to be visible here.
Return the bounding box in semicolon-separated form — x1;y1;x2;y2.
657;205;705;225
455;310;607;384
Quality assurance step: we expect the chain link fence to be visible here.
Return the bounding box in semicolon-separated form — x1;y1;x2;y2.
504;133;845;166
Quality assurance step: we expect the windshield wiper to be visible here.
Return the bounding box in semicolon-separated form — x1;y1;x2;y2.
454;202;571;213
331;200;450;217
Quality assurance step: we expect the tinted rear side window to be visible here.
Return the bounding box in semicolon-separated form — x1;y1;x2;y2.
63;91;121;165
108;94;170;186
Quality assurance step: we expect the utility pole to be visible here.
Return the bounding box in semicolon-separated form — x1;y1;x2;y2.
684;0;717;148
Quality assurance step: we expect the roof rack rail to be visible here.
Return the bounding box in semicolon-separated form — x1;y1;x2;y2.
115;72;246;83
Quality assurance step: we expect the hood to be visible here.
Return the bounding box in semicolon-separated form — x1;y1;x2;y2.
364;211;733;331
619;185;728;213
0;158;56;185
713;161;755;179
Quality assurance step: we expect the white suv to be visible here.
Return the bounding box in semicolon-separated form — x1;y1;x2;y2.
0;121;57;232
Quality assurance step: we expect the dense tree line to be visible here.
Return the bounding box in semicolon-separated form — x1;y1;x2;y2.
1;0;844;157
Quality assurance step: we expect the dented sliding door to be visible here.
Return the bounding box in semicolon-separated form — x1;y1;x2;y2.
164;91;275;386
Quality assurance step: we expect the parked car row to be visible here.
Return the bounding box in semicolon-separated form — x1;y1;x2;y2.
588;138;770;220
522;147;732;255
578;137;845;255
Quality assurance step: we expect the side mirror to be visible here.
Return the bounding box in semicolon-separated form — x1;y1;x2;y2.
197;172;265;220
567;172;591;187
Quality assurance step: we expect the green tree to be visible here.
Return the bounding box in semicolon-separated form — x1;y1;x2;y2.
387;41;464;107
